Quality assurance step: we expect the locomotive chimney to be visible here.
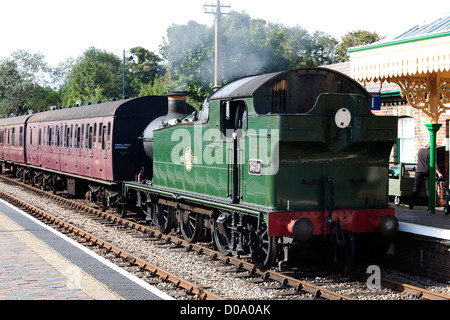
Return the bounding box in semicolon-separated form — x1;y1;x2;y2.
166;92;188;115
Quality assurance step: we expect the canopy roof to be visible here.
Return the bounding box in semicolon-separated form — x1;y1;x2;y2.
350;13;450;81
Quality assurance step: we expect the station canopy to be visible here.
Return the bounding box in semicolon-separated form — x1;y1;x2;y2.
349;13;450;123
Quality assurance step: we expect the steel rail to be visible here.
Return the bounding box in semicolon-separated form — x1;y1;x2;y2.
350;270;450;300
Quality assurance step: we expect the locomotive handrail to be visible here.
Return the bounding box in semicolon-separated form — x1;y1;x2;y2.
324;176;334;224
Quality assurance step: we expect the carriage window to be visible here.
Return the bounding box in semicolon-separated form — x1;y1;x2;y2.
70;124;73;148
65;126;69;148
63;125;67;148
19;127;23;147
55;126;58;147
77;125;81;148
107;122;111;150
101;125;107;150
88;126;93;149
11;128;15;146
38;128;41;146
47;126;51;146
93;123;97;148
98;122;103;149
81;124;85;148
55;125;60;147
85;124;90;149
74;124;78;148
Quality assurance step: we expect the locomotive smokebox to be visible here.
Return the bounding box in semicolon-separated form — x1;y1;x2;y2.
287;217;313;241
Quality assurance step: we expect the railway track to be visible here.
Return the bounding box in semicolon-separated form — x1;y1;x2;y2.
1;174;449;301
0;186;222;300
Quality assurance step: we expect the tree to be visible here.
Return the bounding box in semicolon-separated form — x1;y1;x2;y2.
306;31;339;66
160;12;343;105
160;20;215;96
139;73;170;97
59;47;122;107
126;46;162;98
0;50;58;116
335;30;384;62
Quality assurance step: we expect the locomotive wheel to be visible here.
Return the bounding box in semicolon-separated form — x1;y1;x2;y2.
152;204;175;234
212;218;232;256
250;225;277;269
178;210;203;243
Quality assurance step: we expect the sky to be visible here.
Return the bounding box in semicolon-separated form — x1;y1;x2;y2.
1;0;449;67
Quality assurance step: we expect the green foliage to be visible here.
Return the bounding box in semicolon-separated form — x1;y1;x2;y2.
0;50;58;116
123;46;163;98
335;30;384;62
58;46;163;107
160;21;214;94
59;47;122;107
160;11;369;105
139;74;170;97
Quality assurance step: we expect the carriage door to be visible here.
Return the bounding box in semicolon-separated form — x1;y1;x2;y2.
222;100;247;204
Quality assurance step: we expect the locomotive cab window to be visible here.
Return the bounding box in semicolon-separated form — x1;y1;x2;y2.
220;100;247;138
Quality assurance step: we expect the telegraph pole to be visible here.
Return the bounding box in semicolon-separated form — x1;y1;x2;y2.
204;0;230;90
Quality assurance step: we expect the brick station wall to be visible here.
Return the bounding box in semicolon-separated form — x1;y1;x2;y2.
391;232;450;283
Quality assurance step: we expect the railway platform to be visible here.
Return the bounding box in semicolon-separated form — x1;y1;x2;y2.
395;205;450;240
0;199;174;300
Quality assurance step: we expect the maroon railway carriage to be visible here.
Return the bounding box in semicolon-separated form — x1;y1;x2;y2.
1;96;168;203
0;114;30;168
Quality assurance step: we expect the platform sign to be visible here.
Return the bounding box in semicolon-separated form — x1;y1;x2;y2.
370;92;381;110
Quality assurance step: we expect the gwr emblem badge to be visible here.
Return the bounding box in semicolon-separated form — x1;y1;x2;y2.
180;147;197;172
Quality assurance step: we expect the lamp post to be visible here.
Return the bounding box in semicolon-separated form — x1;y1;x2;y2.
204;0;230;91
122;49;134;98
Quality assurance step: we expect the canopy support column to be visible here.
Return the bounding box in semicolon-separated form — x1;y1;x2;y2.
425;124;442;213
